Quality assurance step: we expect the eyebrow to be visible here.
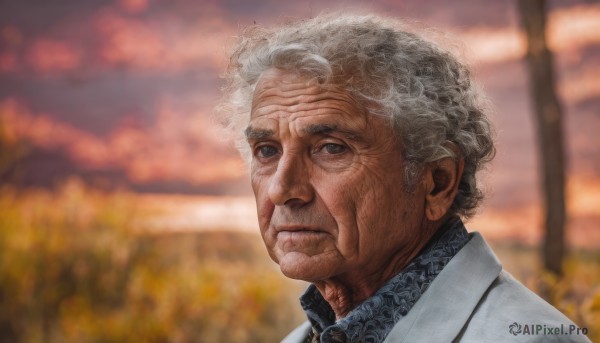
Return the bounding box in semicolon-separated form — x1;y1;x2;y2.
303;124;361;141
244;123;363;141
245;126;274;140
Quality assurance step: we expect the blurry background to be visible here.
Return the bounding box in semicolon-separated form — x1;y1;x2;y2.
0;0;598;342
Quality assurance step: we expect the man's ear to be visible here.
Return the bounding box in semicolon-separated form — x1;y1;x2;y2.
423;157;464;221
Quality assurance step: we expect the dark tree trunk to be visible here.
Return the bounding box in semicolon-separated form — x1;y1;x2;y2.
517;0;566;275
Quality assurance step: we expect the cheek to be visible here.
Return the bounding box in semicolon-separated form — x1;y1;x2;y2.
320;167;387;222
313;177;363;255
251;174;275;230
325;168;405;251
315;175;356;220
251;176;280;262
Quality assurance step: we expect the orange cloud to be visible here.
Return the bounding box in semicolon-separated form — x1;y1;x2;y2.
458;3;600;65
458;27;525;64
559;65;600;104
26;39;81;72
0;99;112;167
107;101;245;184
549;4;600;53
0;98;245;185
96;12;164;69
568;176;600;217
95;11;232;71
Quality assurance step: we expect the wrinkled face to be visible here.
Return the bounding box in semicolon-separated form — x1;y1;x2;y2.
247;69;428;282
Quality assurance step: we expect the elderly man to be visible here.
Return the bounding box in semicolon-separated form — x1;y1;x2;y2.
219;13;590;343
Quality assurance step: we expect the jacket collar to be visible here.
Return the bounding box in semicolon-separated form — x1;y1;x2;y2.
383;232;502;343
282;233;502;343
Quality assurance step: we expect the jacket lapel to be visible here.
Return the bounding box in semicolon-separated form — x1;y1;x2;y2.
281;321;312;343
383;233;502;343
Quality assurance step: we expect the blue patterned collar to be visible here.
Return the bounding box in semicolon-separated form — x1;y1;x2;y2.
299;217;471;343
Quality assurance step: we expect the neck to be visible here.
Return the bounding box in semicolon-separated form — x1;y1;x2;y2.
314;217;449;319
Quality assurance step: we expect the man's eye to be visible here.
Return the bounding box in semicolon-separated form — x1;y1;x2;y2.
257;146;278;158
322;143;347;154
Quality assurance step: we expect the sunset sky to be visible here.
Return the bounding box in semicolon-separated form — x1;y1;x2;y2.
1;0;599;245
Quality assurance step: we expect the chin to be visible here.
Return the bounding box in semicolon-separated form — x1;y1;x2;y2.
277;252;338;282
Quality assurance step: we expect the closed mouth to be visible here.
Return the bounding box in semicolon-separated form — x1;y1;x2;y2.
275;225;321;232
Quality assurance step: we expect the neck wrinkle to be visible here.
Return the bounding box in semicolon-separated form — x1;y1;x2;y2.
314;217;447;320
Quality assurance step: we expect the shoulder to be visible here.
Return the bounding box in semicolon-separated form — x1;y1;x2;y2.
384;233;591;343
476;270;568;321
455;270;591;342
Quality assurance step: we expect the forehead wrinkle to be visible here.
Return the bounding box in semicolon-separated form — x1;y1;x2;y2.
254;85;321;103
252;85;329;113
252;78;321;106
252;71;365;117
254;76;354;106
250;71;372;140
252;92;364;120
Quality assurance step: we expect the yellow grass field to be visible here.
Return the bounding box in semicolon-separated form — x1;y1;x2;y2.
1;179;598;342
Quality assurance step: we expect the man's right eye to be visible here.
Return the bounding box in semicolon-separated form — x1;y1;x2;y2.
256;146;278;158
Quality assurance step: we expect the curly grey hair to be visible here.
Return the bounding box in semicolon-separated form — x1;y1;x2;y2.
217;13;495;218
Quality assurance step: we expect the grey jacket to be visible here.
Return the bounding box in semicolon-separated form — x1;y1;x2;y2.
281;233;591;342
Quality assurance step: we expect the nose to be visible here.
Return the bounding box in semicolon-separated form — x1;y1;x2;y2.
268;151;314;207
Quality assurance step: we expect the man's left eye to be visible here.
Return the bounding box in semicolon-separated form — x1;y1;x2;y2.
321;143;347;154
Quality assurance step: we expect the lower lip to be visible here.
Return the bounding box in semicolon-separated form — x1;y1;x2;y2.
276;230;327;242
